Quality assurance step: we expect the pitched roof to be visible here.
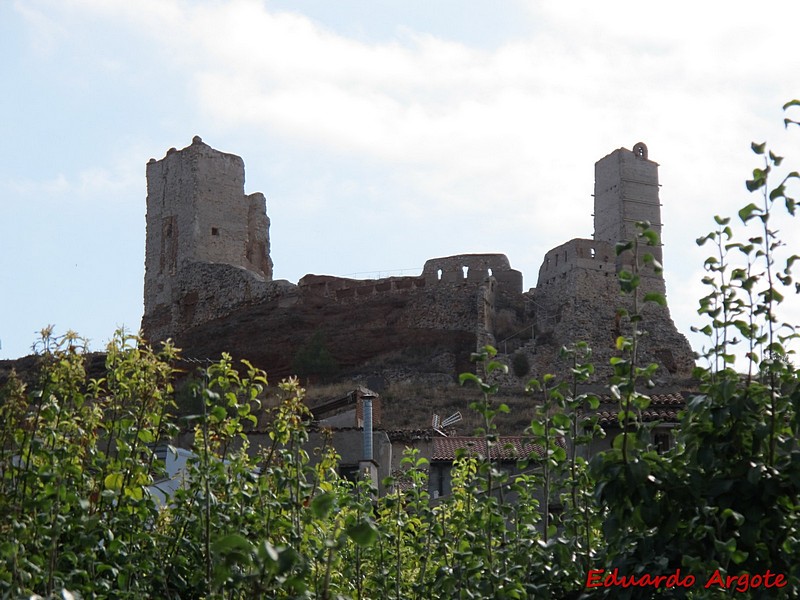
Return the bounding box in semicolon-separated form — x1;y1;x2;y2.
592;392;686;426
431;436;546;462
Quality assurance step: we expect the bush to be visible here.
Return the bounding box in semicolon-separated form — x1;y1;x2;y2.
291;330;339;384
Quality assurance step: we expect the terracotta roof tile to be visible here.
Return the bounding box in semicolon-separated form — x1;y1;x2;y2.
431;436;547;462
593;392;687;425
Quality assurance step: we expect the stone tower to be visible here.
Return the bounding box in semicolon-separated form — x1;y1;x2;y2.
593;142;663;268
142;136;273;342
534;142;695;381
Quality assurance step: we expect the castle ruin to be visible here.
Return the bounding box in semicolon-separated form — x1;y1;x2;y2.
531;144;691;380
141;138;694;386
143;136;275;342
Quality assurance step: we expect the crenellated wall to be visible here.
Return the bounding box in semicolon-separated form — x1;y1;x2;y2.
296;252;521;303
296;267;501;339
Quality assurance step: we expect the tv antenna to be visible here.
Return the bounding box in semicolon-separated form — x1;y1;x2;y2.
431;411;462;437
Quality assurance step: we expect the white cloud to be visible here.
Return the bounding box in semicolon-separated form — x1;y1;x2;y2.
37;2;798;208
4;174;70;196
111;0;798;268
3;162;139;204
12;0;68;55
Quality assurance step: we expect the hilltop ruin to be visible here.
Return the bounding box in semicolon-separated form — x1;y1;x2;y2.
141;137;694;387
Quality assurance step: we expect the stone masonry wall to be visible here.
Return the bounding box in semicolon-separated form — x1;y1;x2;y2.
524;142;693;385
142;263;295;343
537;238;617;286
143;137;273;342
141;139;694;389
532;245;693;384
594;143;664;266
298;272;496;335
422;254;523;294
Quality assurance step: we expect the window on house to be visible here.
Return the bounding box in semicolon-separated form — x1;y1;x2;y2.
338;465;360;484
654;430;671;454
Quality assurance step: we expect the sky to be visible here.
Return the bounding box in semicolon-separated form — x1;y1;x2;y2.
2;0;800;366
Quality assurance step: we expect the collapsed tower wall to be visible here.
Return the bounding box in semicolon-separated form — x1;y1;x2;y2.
142;136;275;342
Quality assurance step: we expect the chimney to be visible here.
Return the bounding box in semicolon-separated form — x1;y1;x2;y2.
358;388;379;494
362;394;374;462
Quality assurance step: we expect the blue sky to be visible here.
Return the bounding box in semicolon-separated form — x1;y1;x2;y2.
2;0;799;364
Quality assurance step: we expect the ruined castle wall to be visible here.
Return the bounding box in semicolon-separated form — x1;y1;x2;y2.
537;238;665;294
173;264;291;337
298;253;520;318
533;265;622;349
537;239;617;285
532;259;693;382
298;274;428;300
142;266;295;344
143;137;273;342
290;271;500;377
246;192;273;279
297;275;488;334
422;254;522;294
172;270;497;381
296;255;514;347
397;285;485;331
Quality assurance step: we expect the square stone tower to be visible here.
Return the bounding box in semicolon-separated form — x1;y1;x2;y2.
142;136;272;341
593;142;663;268
533;142;693;381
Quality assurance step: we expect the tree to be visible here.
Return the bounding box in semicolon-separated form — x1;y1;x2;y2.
291;330;340;384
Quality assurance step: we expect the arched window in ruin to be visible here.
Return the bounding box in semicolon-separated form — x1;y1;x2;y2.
462;266;468;279
437;269;443;280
